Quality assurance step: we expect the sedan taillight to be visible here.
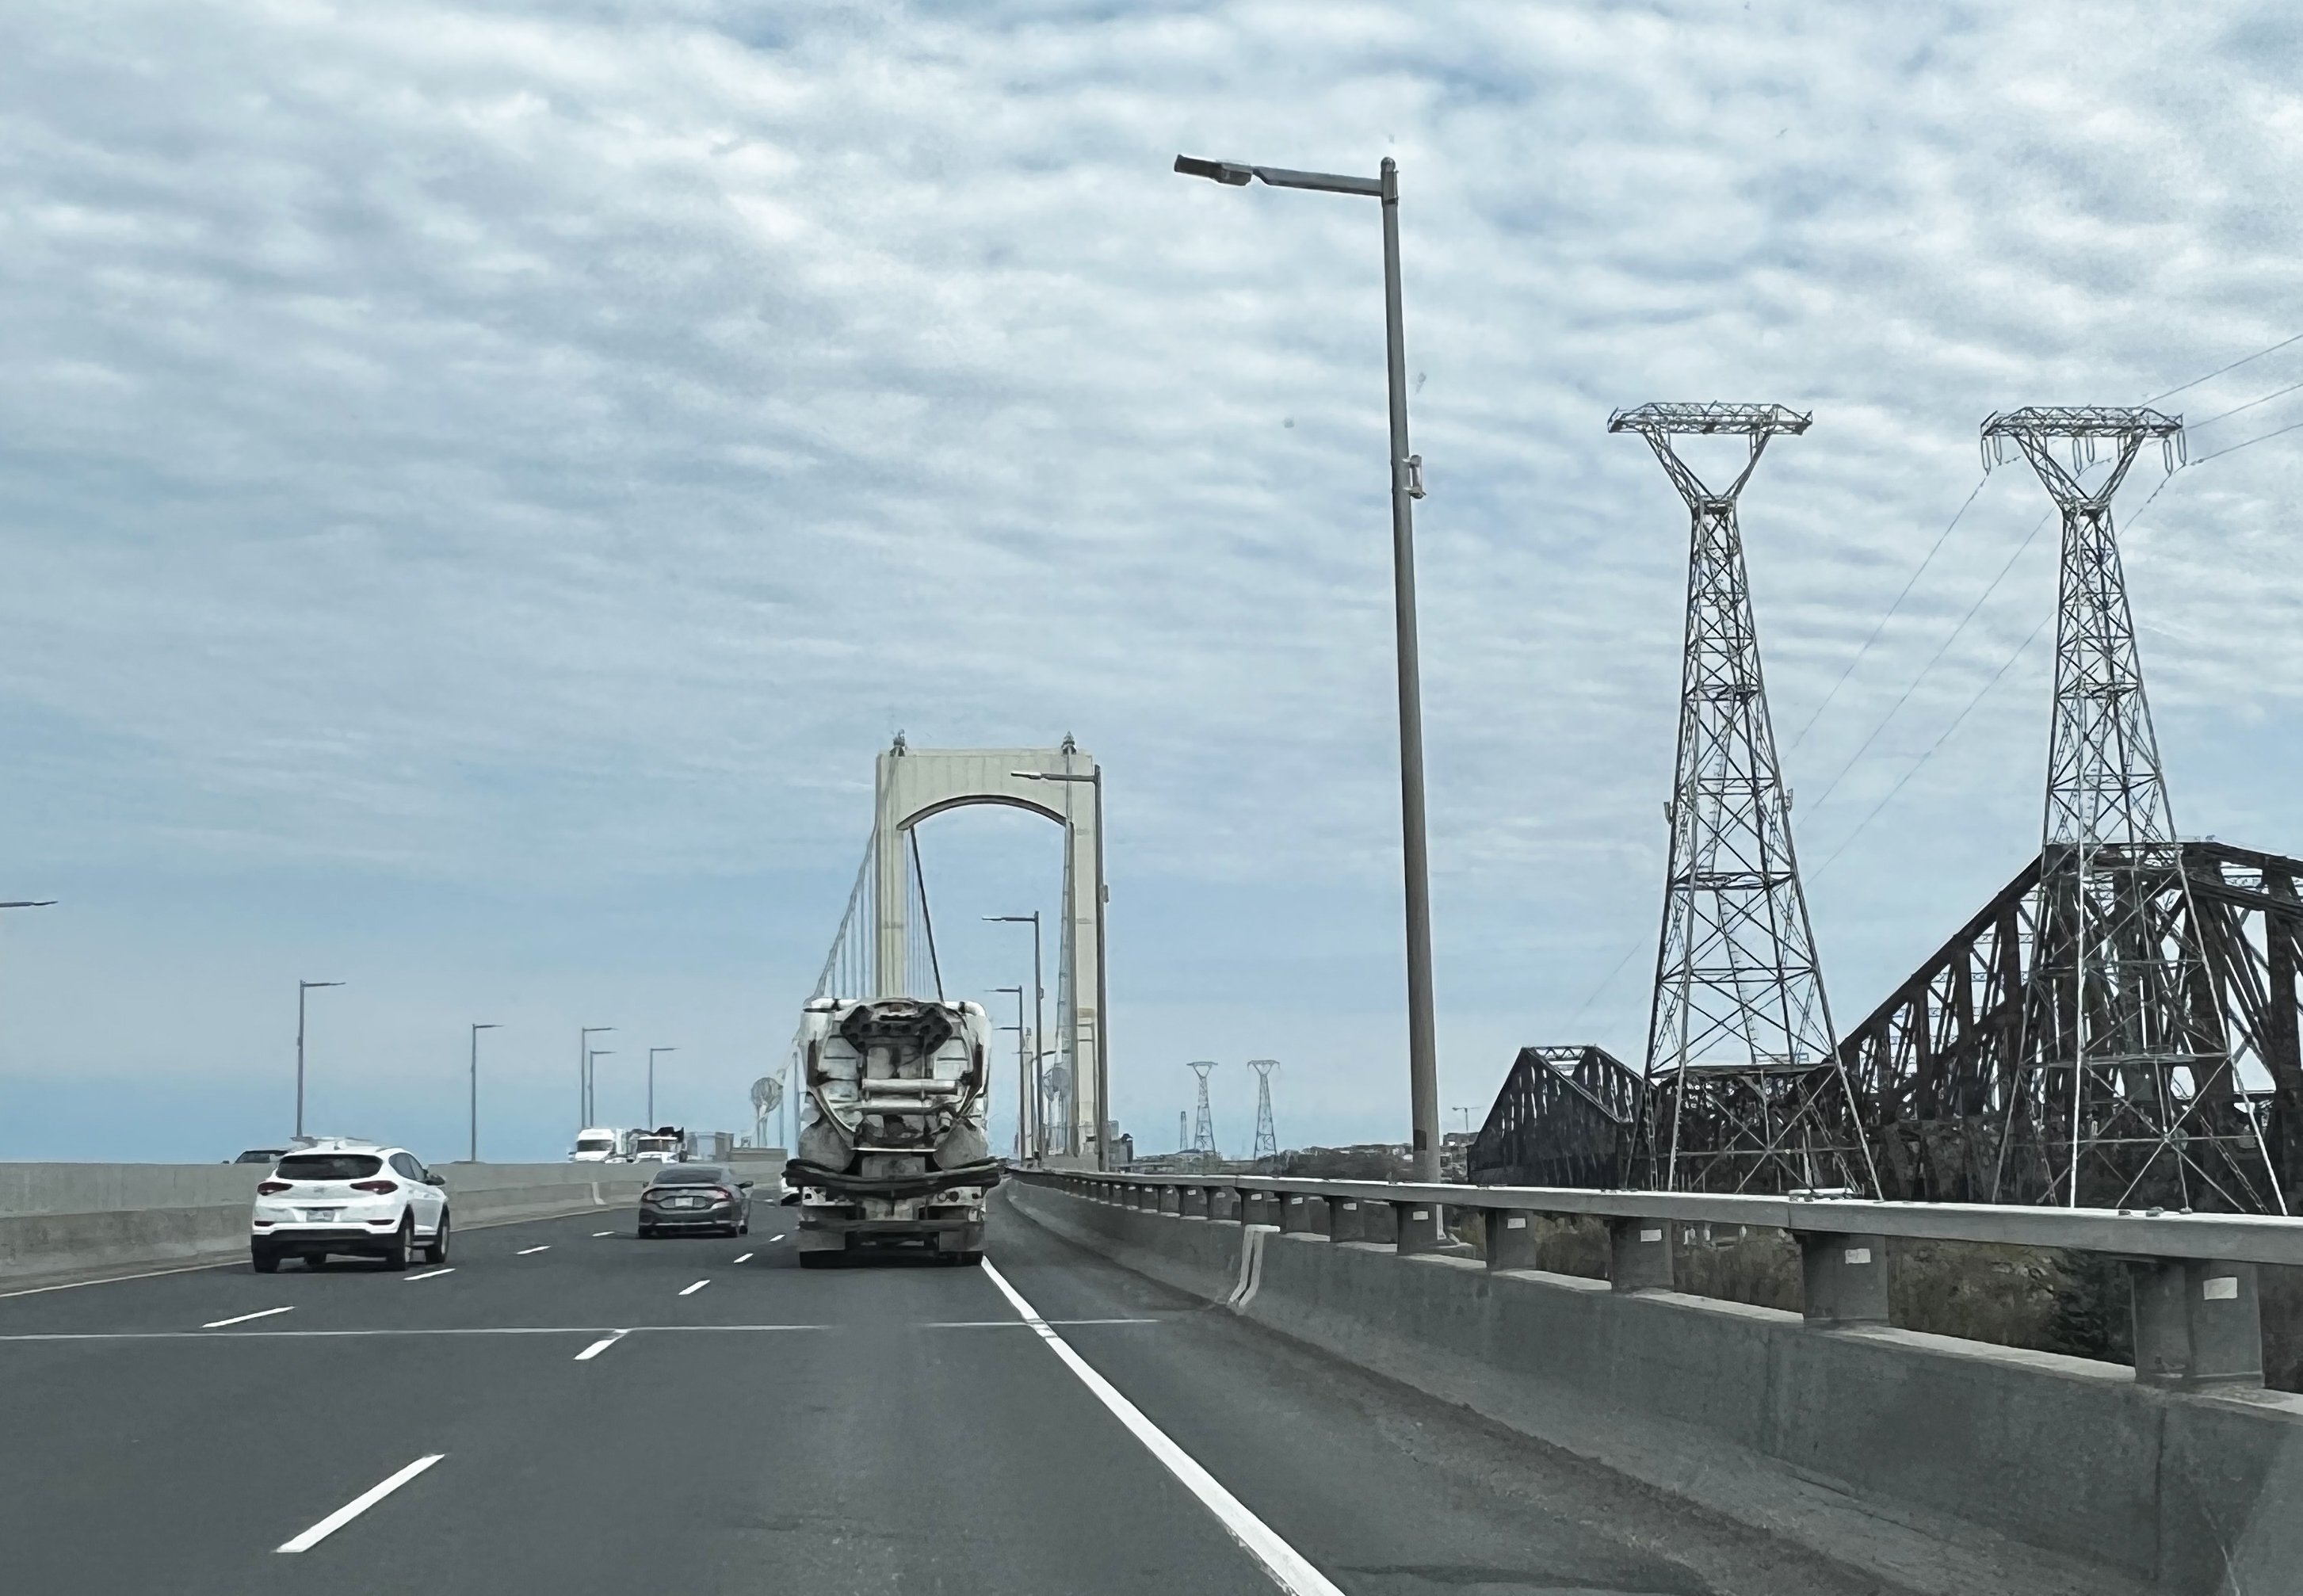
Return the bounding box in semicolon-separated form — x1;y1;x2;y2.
257;1180;291;1195
349;1180;398;1193
708;1187;735;1202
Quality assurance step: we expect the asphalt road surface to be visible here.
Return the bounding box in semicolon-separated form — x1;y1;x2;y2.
0;1188;1882;1595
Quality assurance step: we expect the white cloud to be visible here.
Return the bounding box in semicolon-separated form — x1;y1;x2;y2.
2;0;2301;1155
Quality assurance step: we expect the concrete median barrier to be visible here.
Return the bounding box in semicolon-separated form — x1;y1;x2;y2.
1006;1176;2303;1596
0;1162;655;1287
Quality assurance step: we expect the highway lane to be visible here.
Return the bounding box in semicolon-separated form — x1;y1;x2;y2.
0;1190;1881;1594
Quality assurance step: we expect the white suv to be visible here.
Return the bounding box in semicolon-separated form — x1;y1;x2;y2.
250;1140;450;1273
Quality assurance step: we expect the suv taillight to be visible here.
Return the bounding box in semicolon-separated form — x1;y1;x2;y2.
349;1179;398;1193
257;1180;291;1195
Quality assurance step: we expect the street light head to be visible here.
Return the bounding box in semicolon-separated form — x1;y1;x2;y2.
1174;155;1251;186
474;1022;500;1031
0;900;56;908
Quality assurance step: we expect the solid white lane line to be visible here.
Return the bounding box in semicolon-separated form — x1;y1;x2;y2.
401;1268;455;1282
922;1317;1157;1328
0;1323;825;1343
574;1331;628;1361
678;1279;711;1296
732;1252;754;1264
275;1454;445;1553
202;1306;295;1330
979;1260;1344;1596
593;1231;616;1237
515;1246;551;1255
0;1259;239;1299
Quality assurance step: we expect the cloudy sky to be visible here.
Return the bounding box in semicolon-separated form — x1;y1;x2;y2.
2;0;2301;1163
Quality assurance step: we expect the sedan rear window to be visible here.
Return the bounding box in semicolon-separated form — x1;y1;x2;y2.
275;1155;383;1181
649;1167;728;1186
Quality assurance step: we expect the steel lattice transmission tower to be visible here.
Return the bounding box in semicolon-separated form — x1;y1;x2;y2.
1247;1058;1280;1163
1982;407;2283;1212
1188;1060;1220;1163
1611;403;1877;1195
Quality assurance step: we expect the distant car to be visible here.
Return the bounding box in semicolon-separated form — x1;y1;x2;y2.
232;1148;287;1165
249;1140;450;1273
637;1163;753;1238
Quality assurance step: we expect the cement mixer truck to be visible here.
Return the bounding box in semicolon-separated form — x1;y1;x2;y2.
788;996;1000;1267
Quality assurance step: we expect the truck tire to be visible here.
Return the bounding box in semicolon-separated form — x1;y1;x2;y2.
382;1214;412;1271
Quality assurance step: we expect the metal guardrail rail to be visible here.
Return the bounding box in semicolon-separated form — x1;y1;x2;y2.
1014;1166;2303;1388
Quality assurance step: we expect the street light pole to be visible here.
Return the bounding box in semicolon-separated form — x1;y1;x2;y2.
993;985;1028;1162
984;914;1044;1155
589;1050;613;1131
1172;151;1440;1182
579;1025;613;1129
468;1023;500;1163
647;1047;676;1125
1010;765;1109;1168
296;979;345;1140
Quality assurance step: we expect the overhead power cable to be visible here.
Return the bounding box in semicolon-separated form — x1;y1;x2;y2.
1802;506;2056;817
2146;330;2303;405
1788;475;1986;753
2189;377;2303;431
2188;414;2303;468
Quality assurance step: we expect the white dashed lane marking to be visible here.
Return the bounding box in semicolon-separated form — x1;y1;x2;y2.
202;1306;294;1330
593;1231;615;1238
275;1454;444;1554
678;1280;711;1297
574;1331;628;1361
515;1246;550;1255
732;1253;753;1264
402;1268;455;1283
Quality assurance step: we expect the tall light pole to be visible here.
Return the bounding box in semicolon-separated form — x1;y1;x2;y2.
579;1025;613;1128
588;1050;613;1129
468;1023;500;1163
1171;151;1440;1183
296;979;345;1140
984;914;1044;1153
993;984;1029;1161
647;1046;676;1125
1011;766;1109;1167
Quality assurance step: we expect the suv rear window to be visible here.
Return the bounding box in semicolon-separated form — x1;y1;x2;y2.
275;1155;383;1181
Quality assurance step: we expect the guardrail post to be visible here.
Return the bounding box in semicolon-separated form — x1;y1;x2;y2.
1210;1187;1238;1224
1484;1208;1538;1271
1281;1193;1329;1237
2129;1258;2265;1388
1247;1190;1277;1228
1607;1216;1675;1291
1393;1201;1447;1255
1359;1198;1399;1245
1160;1186;1182;1216
1797;1232;1889;1327
1180;1185;1208;1218
1327;1197;1361;1242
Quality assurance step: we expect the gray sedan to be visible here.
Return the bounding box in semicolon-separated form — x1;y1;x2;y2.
636;1164;754;1238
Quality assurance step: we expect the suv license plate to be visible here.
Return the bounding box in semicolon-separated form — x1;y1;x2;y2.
300;1208;342;1221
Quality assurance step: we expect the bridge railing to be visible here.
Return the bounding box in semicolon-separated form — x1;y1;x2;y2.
1014;1166;2303;1388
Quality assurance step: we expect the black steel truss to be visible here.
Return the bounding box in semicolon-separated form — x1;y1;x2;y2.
1836;841;2293;1212
1468;1046;1651;1189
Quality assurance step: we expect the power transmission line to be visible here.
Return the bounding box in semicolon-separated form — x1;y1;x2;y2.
1787;475;1986;752
2189;377;2303;430
2145;329;2303;404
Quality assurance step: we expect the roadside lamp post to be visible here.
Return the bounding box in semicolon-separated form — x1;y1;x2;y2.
647;1047;676;1125
295;979;345;1140
579;1025;613;1128
468;1023;500;1163
588;1050;613;1128
1169;151;1441;1182
984;914;1044;1154
1010;766;1108;1167
993;984;1029;1161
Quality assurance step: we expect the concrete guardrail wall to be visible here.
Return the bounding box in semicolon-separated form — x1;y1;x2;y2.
0;1161;657;1286
1007;1172;2303;1596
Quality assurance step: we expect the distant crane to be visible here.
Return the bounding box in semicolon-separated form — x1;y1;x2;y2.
1248;1059;1280;1163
